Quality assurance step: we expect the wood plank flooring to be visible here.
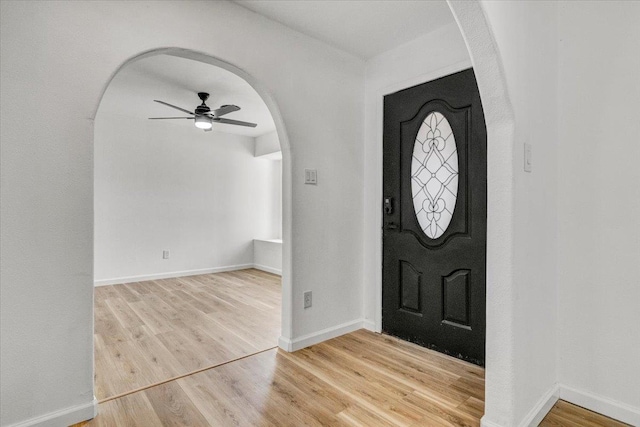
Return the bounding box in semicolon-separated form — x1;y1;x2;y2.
94;269;281;401
92;272;625;426
81;329;486;426
84;326;626;427
541;400;631;427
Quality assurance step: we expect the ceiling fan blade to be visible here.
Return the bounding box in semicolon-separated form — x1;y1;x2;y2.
213;118;257;128
212;105;240;117
148;117;194;120
154;100;194;115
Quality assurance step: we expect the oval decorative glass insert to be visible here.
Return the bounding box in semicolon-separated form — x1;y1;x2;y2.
411;111;458;239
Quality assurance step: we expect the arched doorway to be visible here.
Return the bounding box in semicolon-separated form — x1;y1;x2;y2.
92;48;294;402
447;2;517;426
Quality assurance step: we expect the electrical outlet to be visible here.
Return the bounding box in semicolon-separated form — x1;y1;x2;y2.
304;291;312;309
163;250;170;259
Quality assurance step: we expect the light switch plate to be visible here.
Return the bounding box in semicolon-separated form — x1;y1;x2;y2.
304;169;317;185
163;250;170;259
524;143;532;173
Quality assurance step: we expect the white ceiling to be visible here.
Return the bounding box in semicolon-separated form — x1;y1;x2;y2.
98;54;276;137
98;2;456;134
234;0;455;59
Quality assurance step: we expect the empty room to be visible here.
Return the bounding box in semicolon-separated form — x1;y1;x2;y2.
92;54;284;401
1;1;638;427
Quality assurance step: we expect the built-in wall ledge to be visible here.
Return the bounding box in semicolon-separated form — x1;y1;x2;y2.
254;238;283;244
255;130;281;159
255;151;282;160
253;238;282;276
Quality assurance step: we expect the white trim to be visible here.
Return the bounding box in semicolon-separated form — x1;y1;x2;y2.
253;263;282;276
559;385;640;426
94;263;284;286
362;319;377;332
517;384;559;427
253;238;283;244
5;398;97;427
278;319;363;352
255;151;282;160
94;264;253;286
379;58;472;105
480;418;503;427
278;335;293;351
481;384;640;427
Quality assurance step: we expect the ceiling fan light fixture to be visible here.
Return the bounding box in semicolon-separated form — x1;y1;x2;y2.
152;93;256;129
194;115;212;130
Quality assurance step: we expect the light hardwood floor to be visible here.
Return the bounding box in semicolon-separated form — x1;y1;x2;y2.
91;272;625;426
80;329;486;426
94;269;281;401
540;400;630;427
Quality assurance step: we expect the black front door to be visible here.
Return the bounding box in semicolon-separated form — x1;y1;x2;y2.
382;68;487;366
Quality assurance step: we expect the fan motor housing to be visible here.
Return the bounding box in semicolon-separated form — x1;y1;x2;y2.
196;92;211;115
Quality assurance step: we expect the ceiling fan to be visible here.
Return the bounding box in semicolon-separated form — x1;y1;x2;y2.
149;92;257;131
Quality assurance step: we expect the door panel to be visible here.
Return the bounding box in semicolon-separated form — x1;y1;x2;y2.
399;260;422;313
442;269;471;329
382;68;487;366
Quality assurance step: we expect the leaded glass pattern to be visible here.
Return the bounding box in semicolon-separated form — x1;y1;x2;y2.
411;111;458;239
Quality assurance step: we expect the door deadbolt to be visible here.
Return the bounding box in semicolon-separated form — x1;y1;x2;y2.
384;197;394;215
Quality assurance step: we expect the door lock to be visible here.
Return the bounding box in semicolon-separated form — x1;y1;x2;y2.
384;197;394;215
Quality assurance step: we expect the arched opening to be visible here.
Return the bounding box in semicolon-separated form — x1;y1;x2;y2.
447;3;517;425
91;48;294;402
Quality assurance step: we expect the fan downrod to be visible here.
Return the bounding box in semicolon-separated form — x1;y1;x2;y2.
197;92;210;103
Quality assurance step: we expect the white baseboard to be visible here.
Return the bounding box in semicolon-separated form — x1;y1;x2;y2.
362;319;377;332
94;264;254;286
518;383;559;427
559;385;640;426
482;383;640;427
252;263;282;276
278;335;292;351
480;418;502;427
278;319;364;352
480;384;558;427
5;397;97;427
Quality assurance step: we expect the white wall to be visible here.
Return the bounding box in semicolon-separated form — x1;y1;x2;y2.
557;1;640;421
3;1;638;426
0;1;364;426
362;22;470;326
478;1;560;425
255;130;282;158
254;239;283;275
255;131;283;240
94;111;281;284
261;159;282;241
479;1;640;425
